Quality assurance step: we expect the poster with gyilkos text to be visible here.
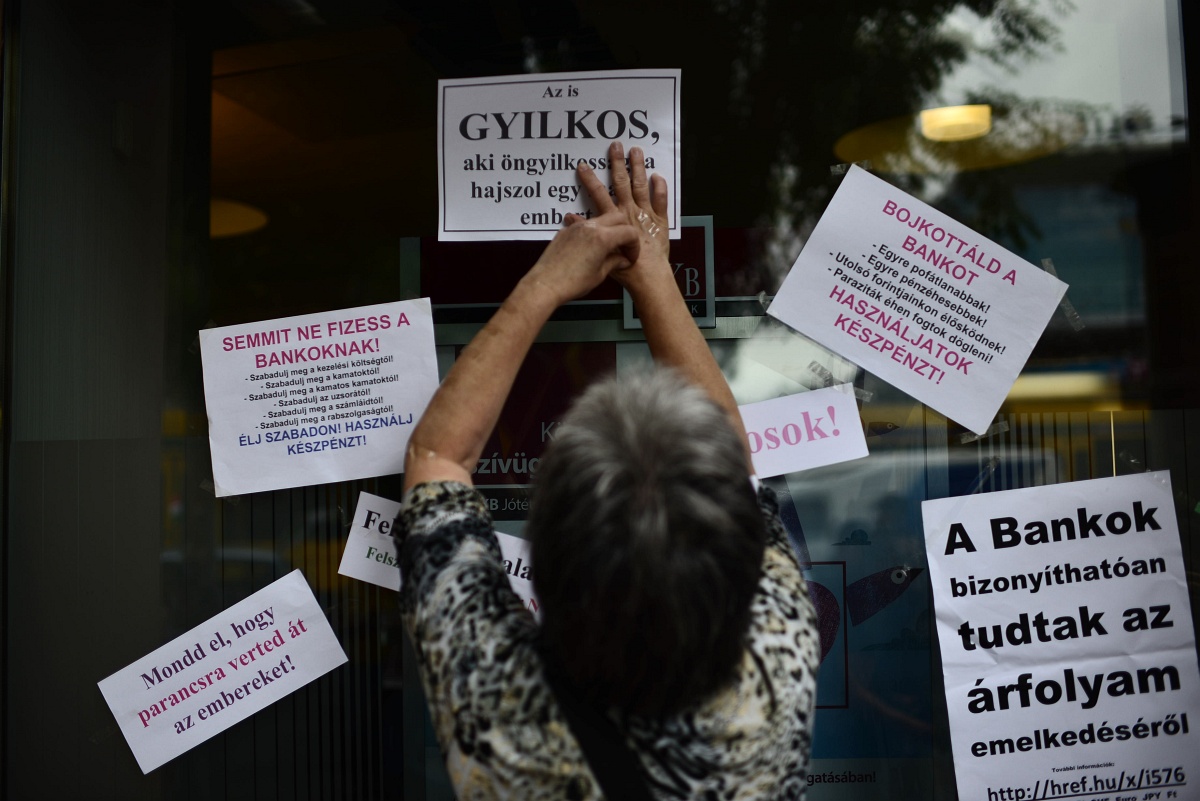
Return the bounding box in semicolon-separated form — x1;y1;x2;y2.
199;300;438;496
922;472;1199;801
768;165;1067;434
438;69;680;241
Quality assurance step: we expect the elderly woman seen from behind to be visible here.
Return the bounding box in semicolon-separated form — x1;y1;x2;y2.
396;141;819;800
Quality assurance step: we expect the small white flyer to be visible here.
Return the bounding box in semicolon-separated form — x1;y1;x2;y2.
438;69;681;241
338;491;406;590
338;491;539;613
199;299;439;496
98;570;348;774
739;385;868;478
768;165;1067;434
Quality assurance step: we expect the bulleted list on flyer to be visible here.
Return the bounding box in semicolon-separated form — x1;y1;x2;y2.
199;299;438;496
768;165;1067;434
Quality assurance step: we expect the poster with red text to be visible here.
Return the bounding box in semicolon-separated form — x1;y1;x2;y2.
768;165;1066;434
739;385;868;478
99;570;348;773
438;69;681;241
199;299;438;496
922;472;1200;801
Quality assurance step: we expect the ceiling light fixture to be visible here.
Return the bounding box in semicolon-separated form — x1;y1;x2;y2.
833;98;1086;174
919;104;992;142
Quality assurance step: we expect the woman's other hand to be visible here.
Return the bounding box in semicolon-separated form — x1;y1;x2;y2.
574;140;671;293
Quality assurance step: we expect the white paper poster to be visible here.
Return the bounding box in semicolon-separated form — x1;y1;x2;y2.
338;491;407;589
98;570;348;774
199;300;438;496
438;69;681;241
739;385;868;478
922;472;1200;801
768;166;1067;434
338;491;539;614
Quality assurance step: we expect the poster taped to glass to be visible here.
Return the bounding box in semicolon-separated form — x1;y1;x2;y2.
199;299;438;496
98;571;347;773
438;68;681;241
768;165;1067;434
922;472;1200;801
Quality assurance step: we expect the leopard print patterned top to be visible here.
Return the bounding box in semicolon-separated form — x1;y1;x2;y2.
397;480;819;800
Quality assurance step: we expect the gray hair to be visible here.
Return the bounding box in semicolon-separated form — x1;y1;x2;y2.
529;368;765;716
